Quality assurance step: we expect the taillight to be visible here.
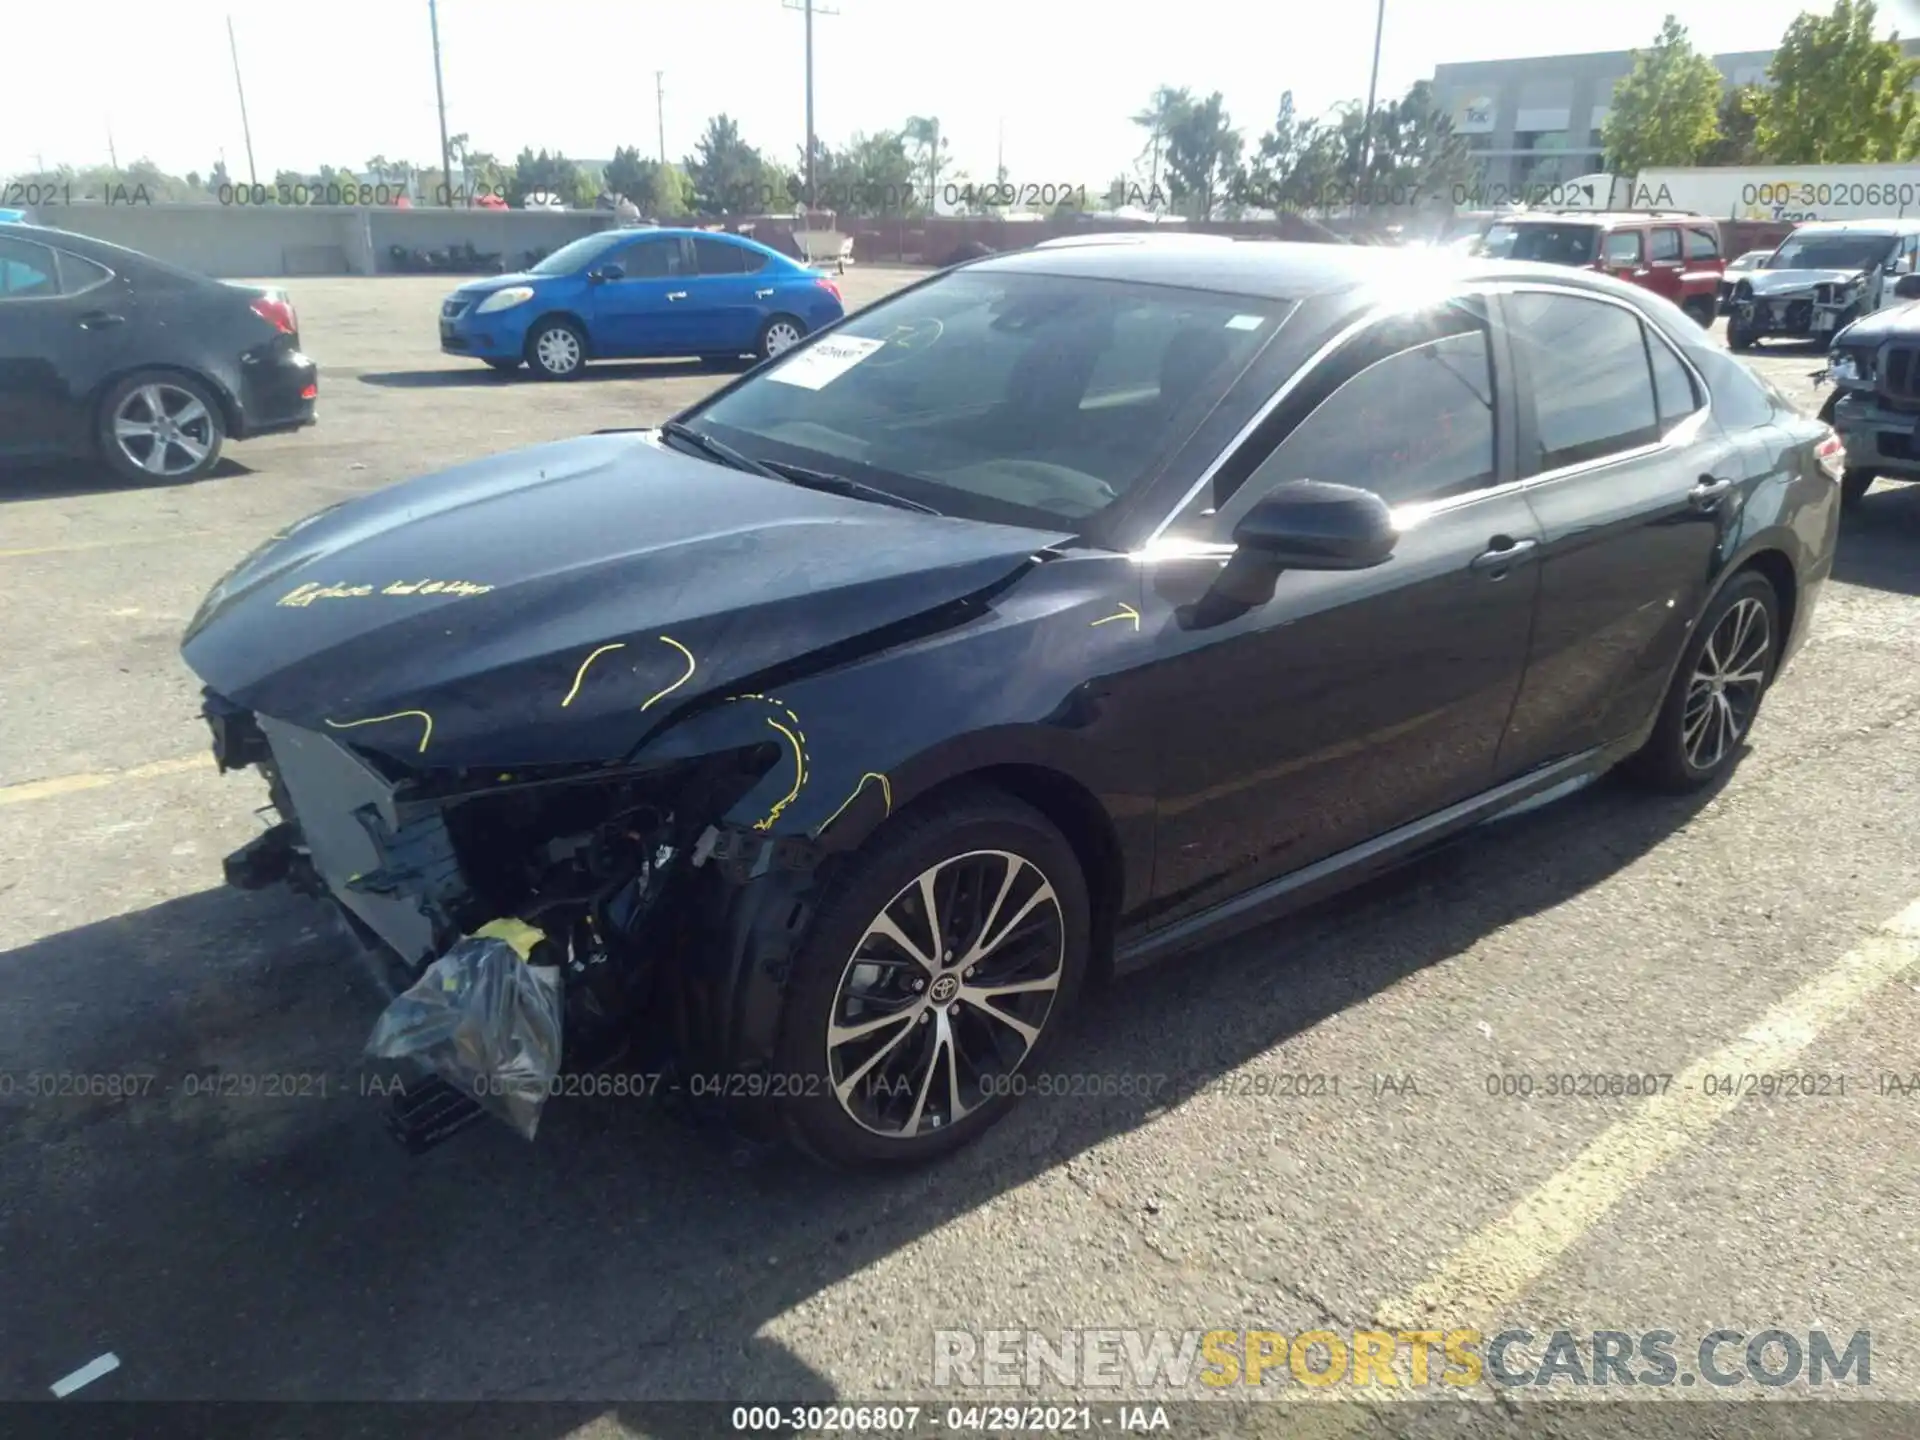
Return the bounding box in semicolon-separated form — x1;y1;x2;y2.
815;276;842;303
1816;429;1845;481
250;294;297;335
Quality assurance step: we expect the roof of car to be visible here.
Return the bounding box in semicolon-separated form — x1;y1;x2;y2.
1495;210;1715;227
970;234;1644;304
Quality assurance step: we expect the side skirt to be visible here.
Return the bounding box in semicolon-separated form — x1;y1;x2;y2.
1112;742;1632;975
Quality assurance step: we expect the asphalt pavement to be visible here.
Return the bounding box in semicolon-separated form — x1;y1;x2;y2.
3;278;1919;1436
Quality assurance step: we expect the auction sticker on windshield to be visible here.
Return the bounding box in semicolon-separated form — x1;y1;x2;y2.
766;335;887;390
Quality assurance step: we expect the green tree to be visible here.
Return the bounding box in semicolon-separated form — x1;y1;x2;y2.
602;144;651;204
1601;15;1724;174
1162;91;1242;220
208;160;231;196
506;147;592;207
1757;0;1920;162
1240;90;1347;212
683;114;771;215
1701;85;1765;165
1362;81;1476;206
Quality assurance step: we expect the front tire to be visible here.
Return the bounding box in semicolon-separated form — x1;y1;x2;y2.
525;318;587;380
96;371;226;484
1625;571;1781;793
773;790;1091;1168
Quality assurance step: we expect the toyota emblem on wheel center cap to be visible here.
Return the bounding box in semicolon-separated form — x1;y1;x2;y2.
928;973;959;1004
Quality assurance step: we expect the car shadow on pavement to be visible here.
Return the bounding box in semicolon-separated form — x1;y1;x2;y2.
1834;481;1920;596
0;456;254;504
358;360;748;389
0;767;1725;1420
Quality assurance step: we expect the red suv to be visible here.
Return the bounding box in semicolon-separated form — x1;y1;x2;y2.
1474;210;1726;327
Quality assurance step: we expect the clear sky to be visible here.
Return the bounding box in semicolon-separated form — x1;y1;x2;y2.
5;0;1920;185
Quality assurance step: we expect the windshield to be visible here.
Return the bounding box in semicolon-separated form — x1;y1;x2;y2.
1766;234;1895;271
683;269;1288;538
527;232;626;276
1477;222;1600;265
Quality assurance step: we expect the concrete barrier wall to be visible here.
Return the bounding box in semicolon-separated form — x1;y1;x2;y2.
22;204;620;277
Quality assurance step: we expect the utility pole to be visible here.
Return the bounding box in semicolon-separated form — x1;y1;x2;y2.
429;0;454;205
655;71;667;165
996;118;1005;181
1360;0;1386;180
227;16;258;186
782;0;839;209
106;124;119;172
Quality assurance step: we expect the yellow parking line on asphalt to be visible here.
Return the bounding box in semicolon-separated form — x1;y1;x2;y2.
0;530;220;559
1373;895;1920;1330
0;755;209;807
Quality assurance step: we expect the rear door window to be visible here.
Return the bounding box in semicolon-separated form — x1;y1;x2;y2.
1650;228;1682;262
691;236;749;275
1505;291;1661;470
1684;227;1720;261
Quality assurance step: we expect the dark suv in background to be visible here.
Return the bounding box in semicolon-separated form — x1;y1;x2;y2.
1473;210;1726;326
1819;267;1920;506
1727;219;1920;352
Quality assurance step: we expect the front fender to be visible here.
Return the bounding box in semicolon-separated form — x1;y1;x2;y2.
628;549;1162;1077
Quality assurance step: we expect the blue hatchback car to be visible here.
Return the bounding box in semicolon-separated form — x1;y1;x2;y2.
438;227;846;379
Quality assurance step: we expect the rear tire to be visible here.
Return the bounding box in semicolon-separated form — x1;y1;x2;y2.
1682;296;1715;328
773;789;1091;1169
96;370;226;485
1624;571;1781;794
525;318;588;380
757;314;806;361
1842;468;1876;508
1727;322;1756;352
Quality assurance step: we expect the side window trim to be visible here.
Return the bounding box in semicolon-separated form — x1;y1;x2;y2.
55;250;113;298
1149;287;1514;541
1489;282;1714;487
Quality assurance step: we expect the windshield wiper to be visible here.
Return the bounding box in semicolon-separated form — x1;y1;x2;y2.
757;460;944;516
658;420;782;479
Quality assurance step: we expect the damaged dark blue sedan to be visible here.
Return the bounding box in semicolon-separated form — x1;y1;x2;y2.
180;237;1841;1166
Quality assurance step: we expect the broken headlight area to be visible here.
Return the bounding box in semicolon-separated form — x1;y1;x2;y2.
199;688;797;1148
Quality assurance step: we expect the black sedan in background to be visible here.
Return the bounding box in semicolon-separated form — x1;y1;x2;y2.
0;221;317;484
180;238;1841;1167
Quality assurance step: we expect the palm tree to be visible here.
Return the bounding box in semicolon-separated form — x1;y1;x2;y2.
1131;87;1191;193
903;115;948;210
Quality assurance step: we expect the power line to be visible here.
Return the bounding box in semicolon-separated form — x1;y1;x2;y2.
781;0;840;209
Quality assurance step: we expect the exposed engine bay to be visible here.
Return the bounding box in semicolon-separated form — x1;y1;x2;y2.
205;690;802;1150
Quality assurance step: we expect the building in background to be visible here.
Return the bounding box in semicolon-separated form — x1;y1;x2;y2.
1430;40;1920;196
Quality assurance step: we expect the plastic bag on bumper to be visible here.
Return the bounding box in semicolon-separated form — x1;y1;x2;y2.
364;922;563;1140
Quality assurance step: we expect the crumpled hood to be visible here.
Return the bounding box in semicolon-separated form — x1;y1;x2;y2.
181;432;1070;768
1741;268;1869;297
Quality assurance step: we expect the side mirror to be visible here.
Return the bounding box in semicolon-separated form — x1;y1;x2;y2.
1895;273;1920;300
1231;479;1398;570
1178;481;1397;630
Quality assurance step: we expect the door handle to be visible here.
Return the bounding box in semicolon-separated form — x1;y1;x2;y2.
666;291;687;301
1470;536;1538;575
78;311;126;329
1691;475;1737;510
755;288;775;298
